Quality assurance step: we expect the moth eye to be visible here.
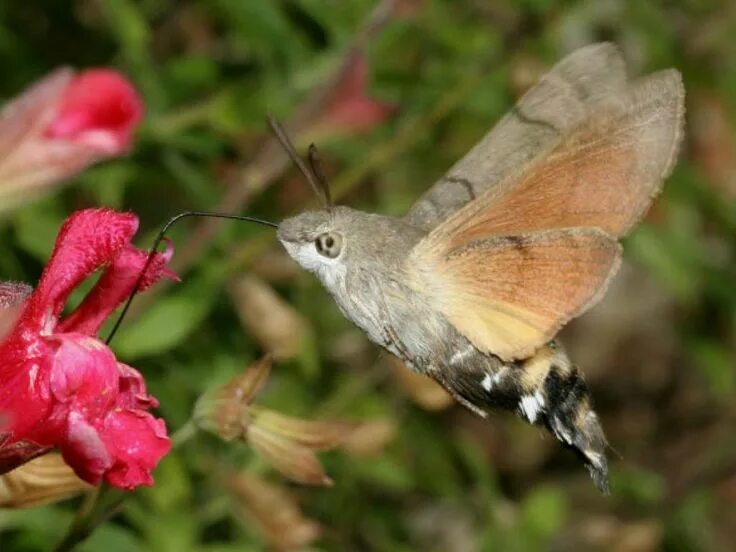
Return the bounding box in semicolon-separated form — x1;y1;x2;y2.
315;232;342;258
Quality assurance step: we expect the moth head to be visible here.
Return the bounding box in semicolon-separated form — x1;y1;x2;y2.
277;207;352;280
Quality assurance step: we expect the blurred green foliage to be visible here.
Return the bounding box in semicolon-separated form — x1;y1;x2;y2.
1;0;736;551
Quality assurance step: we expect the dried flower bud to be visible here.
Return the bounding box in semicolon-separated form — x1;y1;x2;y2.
194;356;355;486
388;355;453;411
248;408;354;486
229;275;308;361
194;355;271;440
0;453;92;508
229;472;321;551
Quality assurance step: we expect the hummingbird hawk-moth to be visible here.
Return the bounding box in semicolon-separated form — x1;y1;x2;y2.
275;43;685;492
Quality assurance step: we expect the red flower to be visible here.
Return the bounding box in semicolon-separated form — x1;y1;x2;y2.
0;69;144;213
305;54;395;141
45;70;142;154
0;209;175;490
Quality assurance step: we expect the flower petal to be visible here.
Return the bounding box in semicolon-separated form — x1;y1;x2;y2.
116;362;158;410
61;412;112;485
22;209;138;331
250;408;354;451
59;242;178;335
248;423;332;486
48;334;118;407
101;409;170;489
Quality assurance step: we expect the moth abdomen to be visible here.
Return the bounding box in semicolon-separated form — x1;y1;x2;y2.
512;344;609;493
437;341;609;492
537;359;609;493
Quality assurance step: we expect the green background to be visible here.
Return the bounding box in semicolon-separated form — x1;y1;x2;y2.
1;0;735;550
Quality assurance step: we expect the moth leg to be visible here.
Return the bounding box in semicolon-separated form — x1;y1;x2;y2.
382;323;412;363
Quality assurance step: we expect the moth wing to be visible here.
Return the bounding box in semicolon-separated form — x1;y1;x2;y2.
429;69;684;246
408;229;621;361
407;69;682;360
405;42;628;230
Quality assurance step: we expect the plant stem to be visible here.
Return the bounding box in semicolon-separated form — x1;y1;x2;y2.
53;485;125;552
171;419;197;446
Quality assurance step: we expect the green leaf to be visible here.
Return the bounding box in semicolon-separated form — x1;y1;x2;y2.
12;198;66;261
688;339;736;399
610;467;665;507
113;292;214;360
520;486;568;541
80;523;143;552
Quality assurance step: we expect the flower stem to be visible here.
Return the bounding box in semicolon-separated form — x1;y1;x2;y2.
53;485;125;552
171;419;197;446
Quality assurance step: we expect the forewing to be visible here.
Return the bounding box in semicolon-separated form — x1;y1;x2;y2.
408;229;621;361
429;69;684;247
405;43;627;230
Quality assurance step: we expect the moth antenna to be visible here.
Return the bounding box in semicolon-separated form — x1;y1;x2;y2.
307;143;332;208
105;211;277;345
267;115;329;208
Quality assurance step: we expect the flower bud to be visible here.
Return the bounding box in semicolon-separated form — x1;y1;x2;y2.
302;53;395;143
193;355;271;441
229;472;321;551
248;408;354;486
0;68;143;213
195;356;355;486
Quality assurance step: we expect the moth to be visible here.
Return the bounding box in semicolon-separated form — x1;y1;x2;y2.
275;43;685;492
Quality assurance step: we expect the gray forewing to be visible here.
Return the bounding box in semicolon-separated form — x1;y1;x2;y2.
404;42;628;231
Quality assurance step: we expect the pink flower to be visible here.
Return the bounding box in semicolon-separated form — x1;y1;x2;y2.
0;69;144;213
0;209;175;490
305;54;395;141
46;70;142;154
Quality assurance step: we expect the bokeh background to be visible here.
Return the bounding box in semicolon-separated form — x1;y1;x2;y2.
1;0;735;550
